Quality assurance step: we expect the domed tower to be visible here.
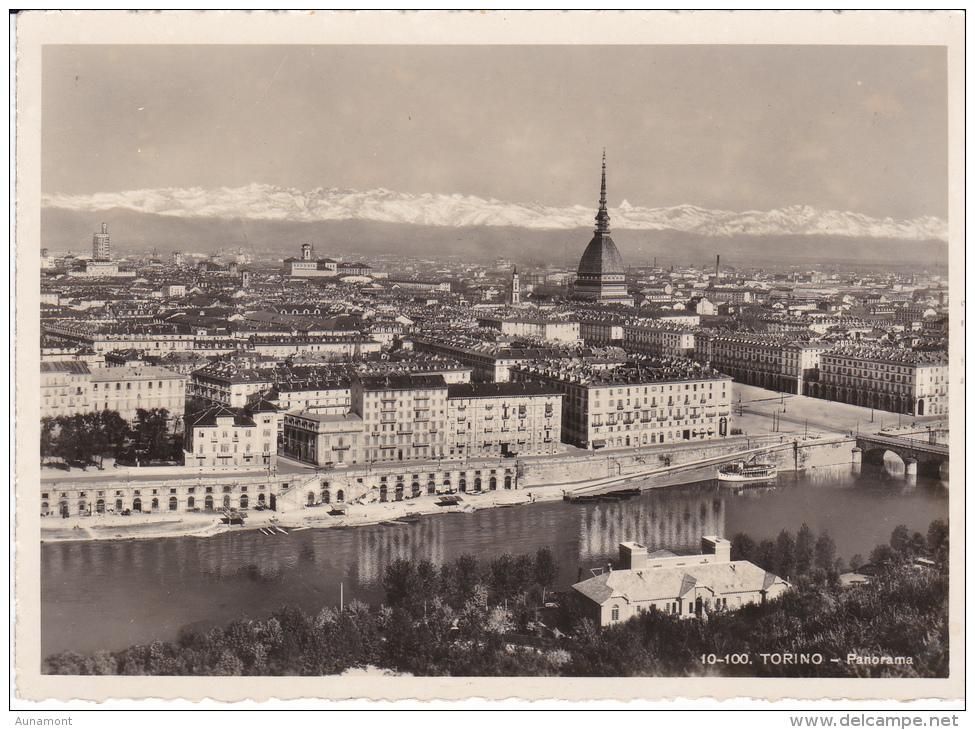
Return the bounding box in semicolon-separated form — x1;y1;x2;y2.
572;152;630;303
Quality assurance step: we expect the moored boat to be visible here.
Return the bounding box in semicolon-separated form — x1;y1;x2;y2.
717;461;778;483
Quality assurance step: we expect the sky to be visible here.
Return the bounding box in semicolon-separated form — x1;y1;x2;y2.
42;44;948;221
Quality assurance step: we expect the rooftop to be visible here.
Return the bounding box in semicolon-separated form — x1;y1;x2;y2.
823;345;948;366
40;361;91;375
446;382;562;400
89;366;185;381
513;357;728;386
573;559;783;606
357;374;448;392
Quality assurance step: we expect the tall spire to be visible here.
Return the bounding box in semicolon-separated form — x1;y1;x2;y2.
594;149;611;234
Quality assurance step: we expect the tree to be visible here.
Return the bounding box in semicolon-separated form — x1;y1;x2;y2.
447;553;480;608
512;554;536;598
795;523;815;575
132;408;172;461
533;547;559;595
488;553;517;602
849;554;864;572
98;410;131;457
415;560;441;609
869;543;897;568
927;519;948;556
383;559;420;611
755;540;777;573
814;531;837;572
731;533;756;563
40;416;58;464
908;532;927;557
775;530;796;579
889;525;911;557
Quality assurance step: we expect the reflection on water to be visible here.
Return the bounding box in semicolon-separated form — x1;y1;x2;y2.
579;487;724;560
356;522;445;584
42;464;947;657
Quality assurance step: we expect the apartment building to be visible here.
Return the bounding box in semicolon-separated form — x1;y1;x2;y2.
40;361;93;419
813;346;948;416
191;363;277;408
42;321;196;354
41;362;187;422
88;366;187;421
694;331;825;395
184;401;279;467
511;358;732;450
577;317;625;347
352;374;450;463
280;411;365;467
476;316;581;344
445;382;563;459
281;375;564;468
622;322;696;359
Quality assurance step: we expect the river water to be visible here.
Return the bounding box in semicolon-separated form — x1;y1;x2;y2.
41;464;948;658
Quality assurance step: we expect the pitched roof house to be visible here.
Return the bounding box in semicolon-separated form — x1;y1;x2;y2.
572;537;791;626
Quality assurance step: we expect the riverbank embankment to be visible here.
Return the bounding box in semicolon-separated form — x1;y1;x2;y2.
40;435;856;544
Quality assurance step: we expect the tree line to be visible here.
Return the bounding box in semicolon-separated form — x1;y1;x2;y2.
41;407;179;467
44;522;949;677
729;519;949;586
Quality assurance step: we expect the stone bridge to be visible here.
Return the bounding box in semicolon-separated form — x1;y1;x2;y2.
855;433;949;477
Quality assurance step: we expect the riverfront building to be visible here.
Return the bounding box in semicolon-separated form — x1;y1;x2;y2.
280;375;565;467
445;382;563;459
510;358;732;450
811;346;948;416
41;472;307;518
41;362;187;422
351;373;449;463
572;537;791;627
281;411;365;467
183;401;279;467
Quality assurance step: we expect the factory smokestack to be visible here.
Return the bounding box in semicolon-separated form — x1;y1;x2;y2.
715;254;720;279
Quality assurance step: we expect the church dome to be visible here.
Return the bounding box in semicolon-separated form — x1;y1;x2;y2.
577;233;625;276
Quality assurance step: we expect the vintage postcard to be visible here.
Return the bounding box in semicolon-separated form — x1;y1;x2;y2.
12;10;964;709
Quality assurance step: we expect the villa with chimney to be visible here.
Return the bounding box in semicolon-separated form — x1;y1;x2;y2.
571;536;791;627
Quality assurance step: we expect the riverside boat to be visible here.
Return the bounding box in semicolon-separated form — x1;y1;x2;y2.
717;461;778;483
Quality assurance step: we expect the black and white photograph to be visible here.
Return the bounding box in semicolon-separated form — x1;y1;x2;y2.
13;10;964;711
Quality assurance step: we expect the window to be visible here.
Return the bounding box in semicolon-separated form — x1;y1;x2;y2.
611;606;620;622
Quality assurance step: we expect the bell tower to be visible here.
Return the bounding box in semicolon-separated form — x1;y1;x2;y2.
509;266;521;305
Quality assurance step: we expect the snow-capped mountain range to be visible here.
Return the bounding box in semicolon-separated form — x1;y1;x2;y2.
41;183;947;241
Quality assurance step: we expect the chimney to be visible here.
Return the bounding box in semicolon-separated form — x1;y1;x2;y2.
619;541;648;571
715;255;720;280
701;535;731;563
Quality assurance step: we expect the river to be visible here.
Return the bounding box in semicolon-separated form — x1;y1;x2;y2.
41;463;948;658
